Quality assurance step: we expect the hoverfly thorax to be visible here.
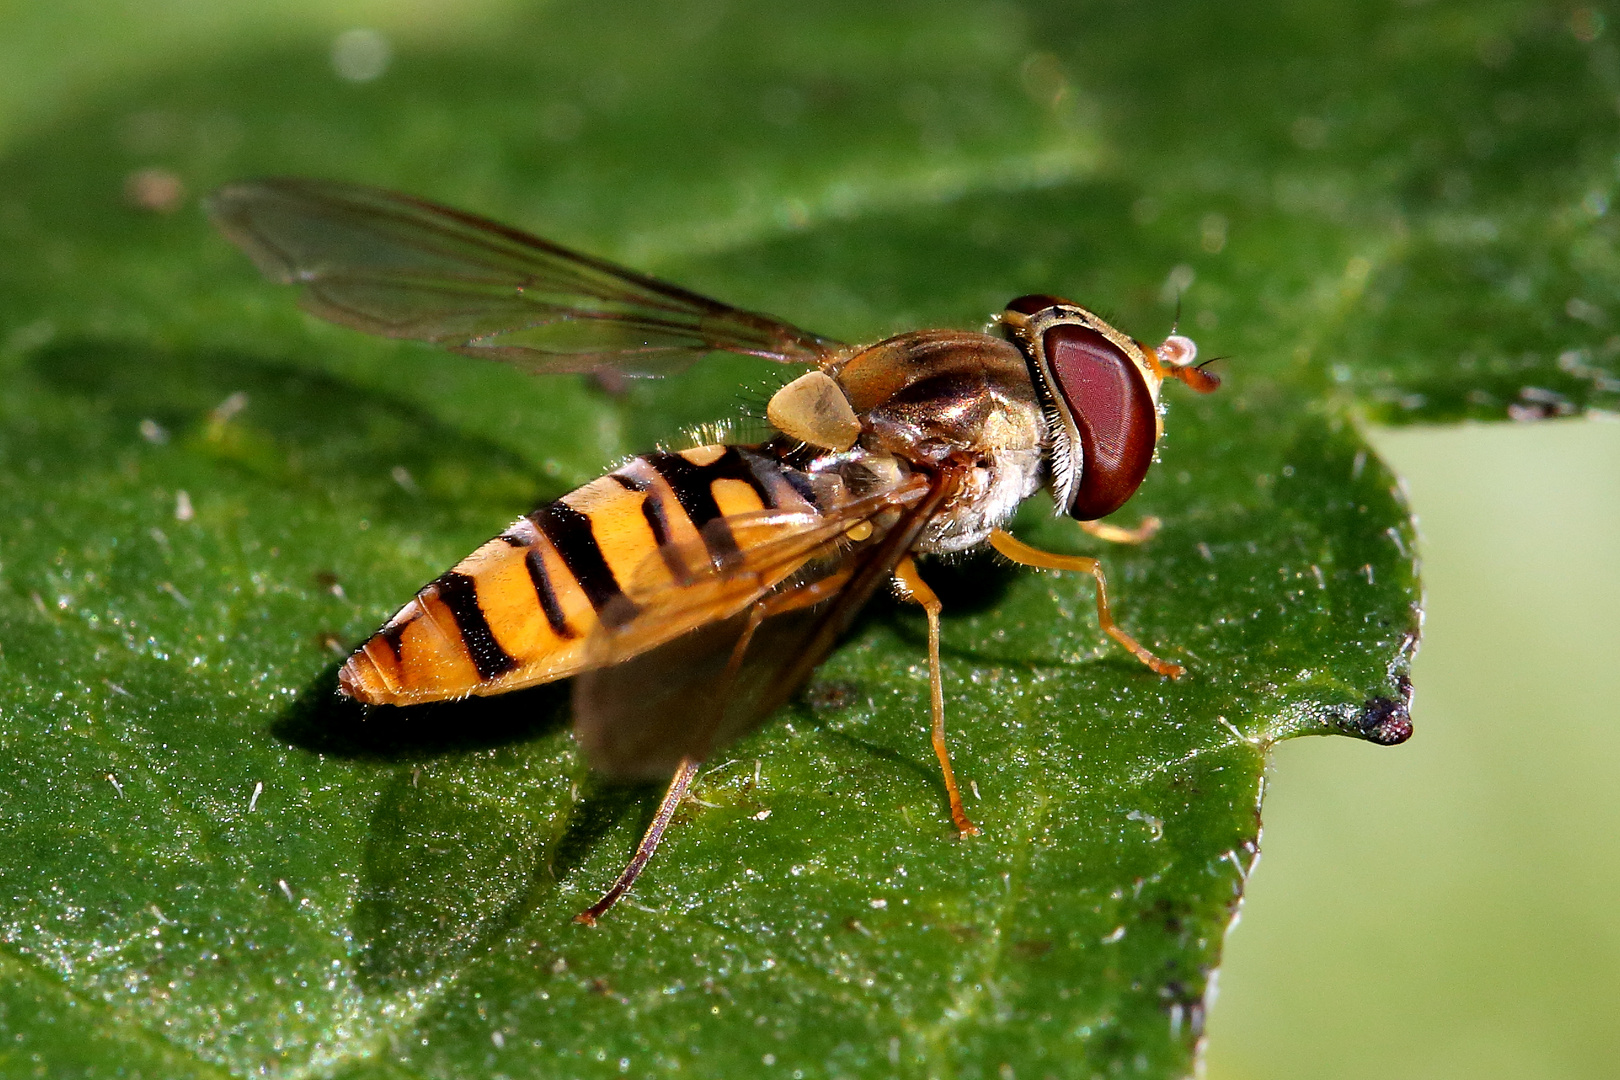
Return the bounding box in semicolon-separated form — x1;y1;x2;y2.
830;328;1045;554
837;330;1039;459
998;295;1218;521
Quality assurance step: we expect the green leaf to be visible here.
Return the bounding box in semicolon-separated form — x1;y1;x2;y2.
1;0;1603;1075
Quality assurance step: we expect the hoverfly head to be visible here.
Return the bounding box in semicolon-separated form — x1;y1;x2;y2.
1000;295;1180;522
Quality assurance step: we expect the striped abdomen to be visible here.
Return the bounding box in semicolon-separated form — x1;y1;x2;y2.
339;444;822;705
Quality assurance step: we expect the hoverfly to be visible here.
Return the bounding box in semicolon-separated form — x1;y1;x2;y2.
208;179;1219;925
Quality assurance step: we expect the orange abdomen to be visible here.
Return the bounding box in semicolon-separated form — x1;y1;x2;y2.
338;444;815;705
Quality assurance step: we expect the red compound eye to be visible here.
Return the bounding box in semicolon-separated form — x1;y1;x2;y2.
1043;323;1156;520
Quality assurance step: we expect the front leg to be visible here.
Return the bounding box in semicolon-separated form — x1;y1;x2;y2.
989;529;1185;679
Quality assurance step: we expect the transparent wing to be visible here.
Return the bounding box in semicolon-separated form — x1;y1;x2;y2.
573;607;824;780
573;472;954;779
207;178;841;376
590;473;930;668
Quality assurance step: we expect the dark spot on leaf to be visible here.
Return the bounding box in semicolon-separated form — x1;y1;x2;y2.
1355;676;1415;745
1012;939;1053;958
1142;897;1191;936
1158;979;1200;1007
805;680;858;712
589;977;626;1004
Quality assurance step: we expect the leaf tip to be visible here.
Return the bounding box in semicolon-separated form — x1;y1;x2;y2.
1350;675;1414;746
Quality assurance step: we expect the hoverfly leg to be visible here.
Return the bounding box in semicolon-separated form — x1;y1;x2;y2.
893;555;981;838
575;756;702;926
988;530;1186;679
575;569;858;925
1079;516;1162;545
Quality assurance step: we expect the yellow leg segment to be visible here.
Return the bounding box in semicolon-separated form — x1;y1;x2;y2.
989;529;1186;679
1079;516;1161;544
893;554;980;838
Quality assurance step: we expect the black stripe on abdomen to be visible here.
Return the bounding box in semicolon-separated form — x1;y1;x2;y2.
606;468;671;545
646;447;783;563
376;621;406;663
432;571;517;680
611;461;696;586
530;501;627;615
647;452;735;562
706;446;780;507
524;546;576;639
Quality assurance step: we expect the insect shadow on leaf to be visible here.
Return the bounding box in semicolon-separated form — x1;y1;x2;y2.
348;740;667;990
273;662;574;760
279;664;679;985
786;570;1016;822
896;545;1022;616
353;753;572;991
797;711;952;821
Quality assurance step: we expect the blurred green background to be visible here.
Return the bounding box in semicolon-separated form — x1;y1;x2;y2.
2;1;1616;1076
1208;419;1620;1080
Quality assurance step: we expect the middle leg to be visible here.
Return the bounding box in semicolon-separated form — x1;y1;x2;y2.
893;554;980;837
